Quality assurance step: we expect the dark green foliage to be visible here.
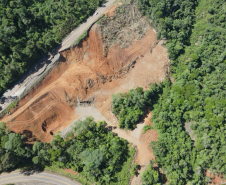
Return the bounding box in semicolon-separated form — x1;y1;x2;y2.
130;163;139;176
141;165;161;185
142;125;152;134
0;122;29;172
112;87;146;130
0;0;104;96
138;0;226;184
138;0;198;60
0;118;132;184
112;79;171;130
32;117;131;184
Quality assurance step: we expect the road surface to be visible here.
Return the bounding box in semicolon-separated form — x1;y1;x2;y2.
59;0;115;51
0;0;115;114
0;171;80;185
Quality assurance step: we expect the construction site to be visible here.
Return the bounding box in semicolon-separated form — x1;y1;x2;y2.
0;2;169;184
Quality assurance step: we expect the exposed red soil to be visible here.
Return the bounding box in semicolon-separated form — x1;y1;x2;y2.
64;169;78;176
0;6;169;184
139;112;158;162
104;4;116;16
1;22;168;143
206;170;226;185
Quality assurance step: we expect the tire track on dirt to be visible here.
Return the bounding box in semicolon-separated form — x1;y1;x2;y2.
7;91;71;126
50;90;61;102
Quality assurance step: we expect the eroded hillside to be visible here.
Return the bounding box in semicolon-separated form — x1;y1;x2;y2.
1;4;169;145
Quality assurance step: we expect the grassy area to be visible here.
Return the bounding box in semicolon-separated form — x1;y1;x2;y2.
0;100;18;118
72;30;88;47
110;146;135;185
45;165;92;185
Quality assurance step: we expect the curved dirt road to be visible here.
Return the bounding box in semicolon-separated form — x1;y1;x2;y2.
0;172;80;185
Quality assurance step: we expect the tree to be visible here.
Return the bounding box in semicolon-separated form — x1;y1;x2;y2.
142;165;161;185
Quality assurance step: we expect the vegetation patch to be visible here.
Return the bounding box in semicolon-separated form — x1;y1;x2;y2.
112;80;171;130
72;30;88;47
141;163;163;185
0;117;134;184
45;165;92;185
135;0;226;184
130;162;139;176
110;147;135;185
142;125;153;134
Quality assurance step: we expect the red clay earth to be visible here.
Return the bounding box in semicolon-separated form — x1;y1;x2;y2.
1;23;168;143
206;170;226;185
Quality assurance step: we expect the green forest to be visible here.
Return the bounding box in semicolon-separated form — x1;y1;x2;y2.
0;0;104;96
115;0;226;184
112;82;169;130
0;118;134;184
1;0;226;184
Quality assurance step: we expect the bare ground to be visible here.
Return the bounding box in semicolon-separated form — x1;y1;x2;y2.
1;22;168;143
1;4;169;184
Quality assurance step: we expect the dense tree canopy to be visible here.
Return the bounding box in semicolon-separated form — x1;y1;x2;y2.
0;0;105;96
112;80;170;130
2;0;226;184
136;0;226;184
142;164;161;185
0;118;132;184
0;122;31;172
138;0;198;60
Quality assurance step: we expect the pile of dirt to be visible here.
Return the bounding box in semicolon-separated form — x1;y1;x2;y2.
104;4;117;17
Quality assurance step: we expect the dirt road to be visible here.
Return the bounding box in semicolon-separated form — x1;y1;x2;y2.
59;0;115;51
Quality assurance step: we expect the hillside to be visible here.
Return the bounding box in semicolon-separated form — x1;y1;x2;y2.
0;0;104;96
1;0;225;184
0;1;169;184
137;0;226;184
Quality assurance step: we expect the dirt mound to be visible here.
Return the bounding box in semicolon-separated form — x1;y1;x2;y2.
4;89;75;142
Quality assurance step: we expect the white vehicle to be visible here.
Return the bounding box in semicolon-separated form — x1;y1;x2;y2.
94;12;98;16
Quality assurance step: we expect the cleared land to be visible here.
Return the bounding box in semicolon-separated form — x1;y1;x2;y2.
0;4;169;183
1;21;168;142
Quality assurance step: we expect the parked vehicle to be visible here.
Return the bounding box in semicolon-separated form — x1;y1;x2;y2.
0;97;6;104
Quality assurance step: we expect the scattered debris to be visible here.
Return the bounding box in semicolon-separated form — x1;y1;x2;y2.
99;1;151;51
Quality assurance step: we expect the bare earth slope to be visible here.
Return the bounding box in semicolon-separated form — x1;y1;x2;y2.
1;21;169;143
0;5;169;184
